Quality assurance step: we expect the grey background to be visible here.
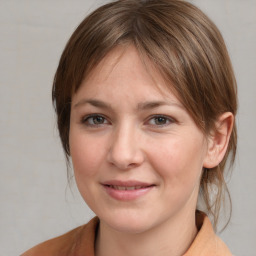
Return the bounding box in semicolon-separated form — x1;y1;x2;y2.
0;0;255;255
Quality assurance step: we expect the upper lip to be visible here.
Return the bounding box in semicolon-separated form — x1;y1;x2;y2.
101;180;155;187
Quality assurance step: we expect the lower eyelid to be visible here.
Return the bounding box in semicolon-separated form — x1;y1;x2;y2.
80;114;175;127
147;116;175;125
81;115;107;125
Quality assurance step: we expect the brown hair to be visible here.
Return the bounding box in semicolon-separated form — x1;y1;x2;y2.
52;0;237;230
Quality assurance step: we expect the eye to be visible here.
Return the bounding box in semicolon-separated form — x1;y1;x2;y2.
82;114;109;126
147;115;174;126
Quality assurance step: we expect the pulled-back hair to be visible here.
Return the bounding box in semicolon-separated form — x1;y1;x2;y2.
52;0;237;230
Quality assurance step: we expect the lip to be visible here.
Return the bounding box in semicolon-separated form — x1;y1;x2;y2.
101;180;155;201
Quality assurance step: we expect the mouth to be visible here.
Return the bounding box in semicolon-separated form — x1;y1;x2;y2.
101;180;155;201
104;185;153;190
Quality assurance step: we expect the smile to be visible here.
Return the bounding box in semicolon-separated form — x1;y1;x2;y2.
106;185;151;190
102;181;155;201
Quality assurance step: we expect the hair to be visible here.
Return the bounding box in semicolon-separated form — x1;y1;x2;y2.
52;0;237;230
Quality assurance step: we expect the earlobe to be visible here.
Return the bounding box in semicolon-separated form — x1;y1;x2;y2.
203;112;234;169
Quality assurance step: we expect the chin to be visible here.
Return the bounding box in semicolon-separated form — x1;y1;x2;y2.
99;209;164;234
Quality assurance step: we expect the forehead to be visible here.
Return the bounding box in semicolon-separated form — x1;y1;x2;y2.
75;45;178;101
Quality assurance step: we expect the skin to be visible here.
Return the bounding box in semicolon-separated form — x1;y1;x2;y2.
69;45;233;256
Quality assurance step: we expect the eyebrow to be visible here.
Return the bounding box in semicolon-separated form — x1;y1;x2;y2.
74;99;112;110
74;99;184;110
137;101;184;110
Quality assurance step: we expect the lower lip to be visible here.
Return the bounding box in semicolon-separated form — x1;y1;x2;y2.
103;185;154;201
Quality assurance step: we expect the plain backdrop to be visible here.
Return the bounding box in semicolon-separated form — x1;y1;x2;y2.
0;0;256;255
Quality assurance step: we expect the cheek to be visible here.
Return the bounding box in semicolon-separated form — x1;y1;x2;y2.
147;134;205;186
69;132;106;178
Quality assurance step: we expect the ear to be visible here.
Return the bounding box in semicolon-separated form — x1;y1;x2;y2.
203;112;234;168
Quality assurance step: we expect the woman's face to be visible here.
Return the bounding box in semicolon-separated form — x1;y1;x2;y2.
69;46;210;233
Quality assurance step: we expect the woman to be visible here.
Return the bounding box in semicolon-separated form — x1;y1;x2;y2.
22;0;237;255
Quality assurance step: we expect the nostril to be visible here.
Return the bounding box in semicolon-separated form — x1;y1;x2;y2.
106;131;145;169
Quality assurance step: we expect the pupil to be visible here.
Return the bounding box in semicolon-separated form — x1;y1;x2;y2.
156;117;166;125
93;116;104;124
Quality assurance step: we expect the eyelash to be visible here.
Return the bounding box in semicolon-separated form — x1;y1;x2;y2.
81;114;110;127
80;114;175;128
146;115;175;127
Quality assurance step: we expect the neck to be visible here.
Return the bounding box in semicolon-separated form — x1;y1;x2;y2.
95;209;198;256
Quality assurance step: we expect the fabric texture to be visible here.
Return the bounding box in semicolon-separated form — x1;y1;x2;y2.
22;211;232;256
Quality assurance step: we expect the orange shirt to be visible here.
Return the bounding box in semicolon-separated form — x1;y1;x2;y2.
22;211;233;256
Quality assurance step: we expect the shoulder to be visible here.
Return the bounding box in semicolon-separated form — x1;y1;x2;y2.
21;226;83;256
21;217;99;256
184;211;233;256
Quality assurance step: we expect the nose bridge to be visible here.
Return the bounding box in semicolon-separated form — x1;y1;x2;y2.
107;120;144;169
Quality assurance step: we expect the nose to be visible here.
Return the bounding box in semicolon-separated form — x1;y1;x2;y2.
107;123;144;170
